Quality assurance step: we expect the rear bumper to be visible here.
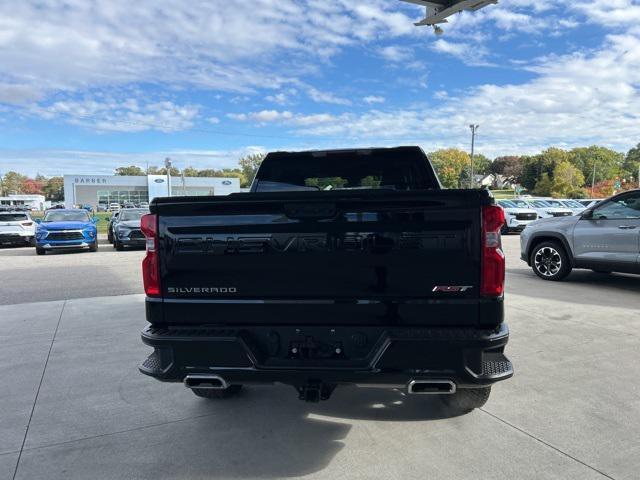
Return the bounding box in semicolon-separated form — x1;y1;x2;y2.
139;323;512;389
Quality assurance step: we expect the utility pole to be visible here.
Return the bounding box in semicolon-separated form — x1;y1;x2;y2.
591;162;597;197
469;124;479;188
164;157;172;197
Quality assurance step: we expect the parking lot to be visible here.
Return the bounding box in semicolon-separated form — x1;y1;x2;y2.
1;235;639;480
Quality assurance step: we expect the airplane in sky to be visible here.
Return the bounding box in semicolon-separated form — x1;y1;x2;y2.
400;0;498;34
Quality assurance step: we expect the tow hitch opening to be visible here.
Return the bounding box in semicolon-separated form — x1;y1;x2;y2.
296;381;337;402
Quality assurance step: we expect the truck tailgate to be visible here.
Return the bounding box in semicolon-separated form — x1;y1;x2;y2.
152;190;492;326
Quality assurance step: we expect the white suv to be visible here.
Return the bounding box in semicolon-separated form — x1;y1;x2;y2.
0;211;36;247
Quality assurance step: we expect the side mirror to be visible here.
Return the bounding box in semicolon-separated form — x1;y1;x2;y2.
35;218;42;224
581;210;594;220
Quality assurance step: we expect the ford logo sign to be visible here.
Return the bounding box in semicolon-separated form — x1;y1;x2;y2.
222;180;232;185
154;178;165;183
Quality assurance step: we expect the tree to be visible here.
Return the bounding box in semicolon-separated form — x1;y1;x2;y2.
182;166;200;177
42;177;64;201
568;146;624;186
21;178;44;194
551;161;585;198
533;173;553;196
1;171;27;195
471;154;492;177
238;153;266;187
491;156;524;184
429;148;470;188
115;165;146;176
623;143;640;186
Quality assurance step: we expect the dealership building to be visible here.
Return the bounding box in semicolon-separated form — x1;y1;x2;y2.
63;174;241;209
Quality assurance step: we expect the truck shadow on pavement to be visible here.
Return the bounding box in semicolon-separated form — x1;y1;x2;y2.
169;385;461;479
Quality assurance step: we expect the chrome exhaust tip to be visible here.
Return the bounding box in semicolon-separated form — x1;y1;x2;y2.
407;380;456;395
184;374;229;390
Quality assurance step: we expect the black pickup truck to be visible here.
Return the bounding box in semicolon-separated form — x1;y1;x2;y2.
139;146;512;411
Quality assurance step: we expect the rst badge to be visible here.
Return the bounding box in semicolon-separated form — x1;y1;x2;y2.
432;286;474;293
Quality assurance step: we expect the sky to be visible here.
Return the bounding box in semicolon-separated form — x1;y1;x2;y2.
1;0;640;177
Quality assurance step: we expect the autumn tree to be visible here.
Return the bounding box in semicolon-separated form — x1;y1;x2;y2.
491;156;524;184
43;177;64;201
429;148;470;188
0;171;27;195
568;146;624;186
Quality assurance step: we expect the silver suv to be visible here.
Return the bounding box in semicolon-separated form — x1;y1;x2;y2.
520;190;640;280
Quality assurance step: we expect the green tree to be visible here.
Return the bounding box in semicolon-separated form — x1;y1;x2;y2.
115;165;145;176
521;148;568;190
551;161;585;198
429;148;470;188
533;173;553;196
182;166;200;177
568;146;624;186
42;177;64;201
623;143;640;186
238;153;266;187
472;154;492;177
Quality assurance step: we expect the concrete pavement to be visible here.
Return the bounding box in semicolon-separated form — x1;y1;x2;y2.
0;236;639;479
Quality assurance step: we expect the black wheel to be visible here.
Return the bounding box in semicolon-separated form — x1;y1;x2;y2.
500;224;509;235
107;229;113;244
115;238;124;251
441;387;491;413
89;241;98;252
530;241;571;281
36;247;46;255
191;385;243;399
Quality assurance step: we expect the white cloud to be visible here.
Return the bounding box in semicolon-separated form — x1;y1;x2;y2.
378;45;414;63
0;0;418;103
29;98;199;132
363;95;385;104
431;39;492;66
0;147;267;177
305;87;352;106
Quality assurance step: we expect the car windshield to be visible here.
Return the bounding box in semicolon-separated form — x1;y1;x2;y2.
498;201;516;208
119;210;147;221
43;211;90;222
562;200;583;208
511;200;530;208
532;200;551;208
544;200;564;207
0;213;28;222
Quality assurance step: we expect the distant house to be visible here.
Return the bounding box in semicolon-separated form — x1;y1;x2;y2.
475;174;516;189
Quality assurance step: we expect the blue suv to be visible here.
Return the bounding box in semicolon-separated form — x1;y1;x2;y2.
35;209;99;255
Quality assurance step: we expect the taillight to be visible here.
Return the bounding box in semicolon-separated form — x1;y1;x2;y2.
481;205;506;297
141;214;160;297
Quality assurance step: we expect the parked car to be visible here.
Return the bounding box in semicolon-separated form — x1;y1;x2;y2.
520;189;640;280
34;209;99;255
517;199;574;219
139;202;150;209
123;202;136;209
497;200;538;234
139;146;513;412
109;203;121;213
107;211;120;244
97;203;108;212
578;199;603;209
111;208;148;250
0;211;36;247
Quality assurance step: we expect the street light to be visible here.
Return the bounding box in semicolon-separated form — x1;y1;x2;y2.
164;157;172;197
469;124;479;188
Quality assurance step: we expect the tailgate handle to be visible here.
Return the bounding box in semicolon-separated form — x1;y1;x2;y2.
284;203;337;219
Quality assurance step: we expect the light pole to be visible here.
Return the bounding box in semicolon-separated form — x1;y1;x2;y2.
591;162;597;197
469;124;479;188
164;157;172;197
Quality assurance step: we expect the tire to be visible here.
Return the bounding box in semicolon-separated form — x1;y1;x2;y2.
107;229;113;244
442;387;491;413
191;385;243;399
530;241;572;281
89;241;98;252
36;247;46;255
115;238;124;251
500;224;509;235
